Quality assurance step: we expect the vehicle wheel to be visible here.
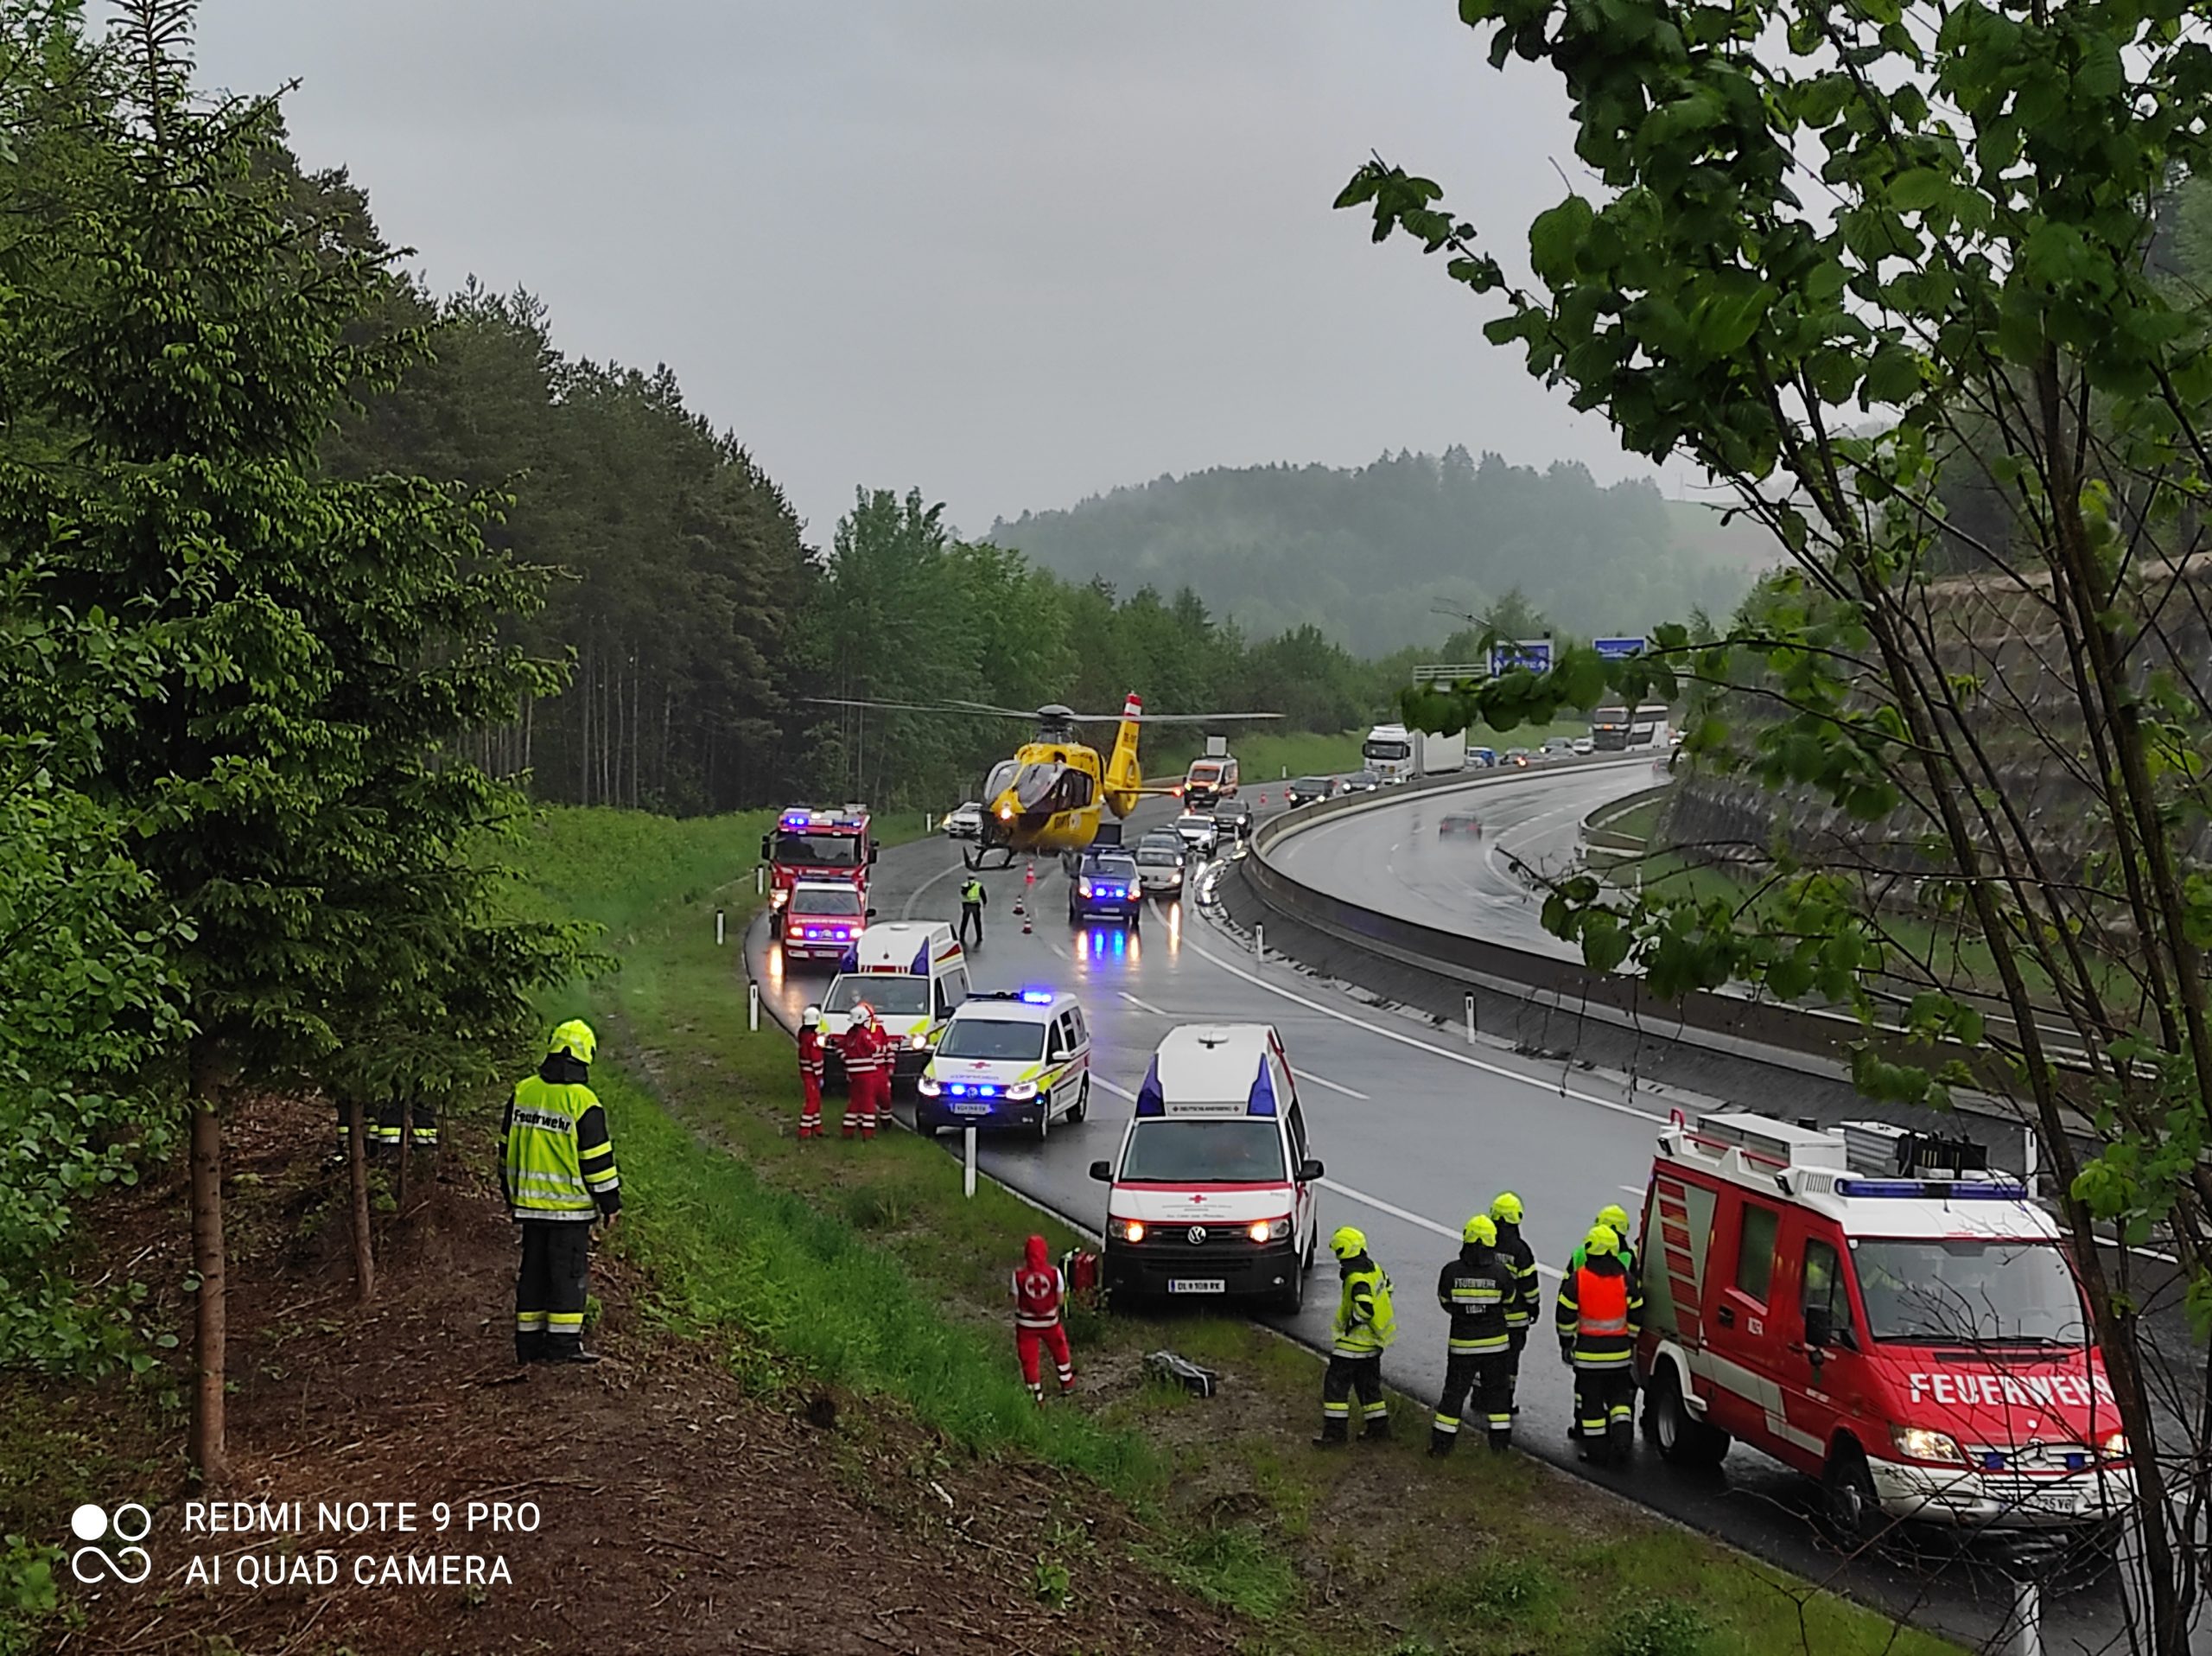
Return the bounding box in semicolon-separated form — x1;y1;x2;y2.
1302;1221;1316;1272
1070;1074;1090;1124
1068;903;1080;926
768;911;783;940
1643;1362;1729;1467
1822;1441;1884;1545
1271;1256;1305;1314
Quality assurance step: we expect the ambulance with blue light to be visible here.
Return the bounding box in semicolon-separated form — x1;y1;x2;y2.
915;989;1090;1142
761;806;875;939
1636;1111;2132;1544
819;920;969;1091
1088;1024;1323;1314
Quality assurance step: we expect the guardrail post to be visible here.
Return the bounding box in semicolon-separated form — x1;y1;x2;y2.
925;812;933;831
2003;1577;2040;1656
1255;923;1265;962
755;865;765;895
748;982;760;1033
715;907;726;946
1465;993;1478;1044
963;1126;978;1199
2022;1126;2037;1189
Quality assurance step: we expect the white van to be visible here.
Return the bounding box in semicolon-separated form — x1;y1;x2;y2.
819;920;969;1091
1088;1024;1323;1312
915;988;1091;1141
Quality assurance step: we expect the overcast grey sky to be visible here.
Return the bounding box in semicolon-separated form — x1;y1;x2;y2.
192;1;1675;545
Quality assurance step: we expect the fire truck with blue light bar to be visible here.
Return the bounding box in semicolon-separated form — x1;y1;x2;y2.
1087;1024;1323;1313
761;806;875;939
1634;1111;2132;1545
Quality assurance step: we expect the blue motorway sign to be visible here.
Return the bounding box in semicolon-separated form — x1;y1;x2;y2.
1489;637;1553;676
1594;635;1648;660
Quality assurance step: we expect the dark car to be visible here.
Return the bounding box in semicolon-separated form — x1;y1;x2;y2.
1070;850;1143;927
1286;775;1338;807
1212;799;1254;841
1343;769;1384;793
1439;812;1484;838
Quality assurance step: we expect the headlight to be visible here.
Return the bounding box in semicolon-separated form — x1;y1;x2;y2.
2100;1431;2129;1462
1005;1081;1038;1100
1077;878;1093;897
1248;1217;1292;1243
1109;1218;1146;1243
907;1032;928;1048
917;1074;941;1097
1891;1425;1967;1465
772;889;789;906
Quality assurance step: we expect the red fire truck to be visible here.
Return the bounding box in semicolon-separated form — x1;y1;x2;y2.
1634;1111;2131;1544
761;806;875;939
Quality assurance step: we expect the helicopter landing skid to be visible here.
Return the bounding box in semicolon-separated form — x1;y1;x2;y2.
963;841;1018;872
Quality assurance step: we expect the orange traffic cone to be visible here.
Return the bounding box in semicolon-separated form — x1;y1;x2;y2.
1259;792;1268;806
1024;861;1036;886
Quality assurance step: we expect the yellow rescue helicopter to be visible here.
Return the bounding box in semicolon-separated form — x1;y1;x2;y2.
812;693;1280;869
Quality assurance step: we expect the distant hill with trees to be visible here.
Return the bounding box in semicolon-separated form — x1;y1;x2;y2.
988;449;1773;657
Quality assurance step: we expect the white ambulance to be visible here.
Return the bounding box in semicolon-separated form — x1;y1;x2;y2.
1637;1111;2132;1542
818;920;969;1092
1088;1024;1323;1313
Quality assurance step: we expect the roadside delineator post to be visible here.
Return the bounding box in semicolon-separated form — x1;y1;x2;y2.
2003;1578;2040;1656
963;1126;978;1199
755;865;765;895
748;982;760;1033
1255;923;1265;962
715;907;726;946
1465;993;1478;1044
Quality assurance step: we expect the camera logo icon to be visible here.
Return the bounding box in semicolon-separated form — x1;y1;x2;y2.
68;1503;153;1585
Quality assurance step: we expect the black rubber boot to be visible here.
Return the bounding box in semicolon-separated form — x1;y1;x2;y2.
1361;1416;1393;1443
514;1332;547;1365
1427;1427;1456;1458
543;1337;601;1366
1312;1418;1349;1448
1487;1432;1513;1454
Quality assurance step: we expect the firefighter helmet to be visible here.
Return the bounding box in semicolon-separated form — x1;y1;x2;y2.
801;1004;822;1029
1329;1226;1368;1260
1597;1202;1631;1238
1490;1191;1524;1225
1462;1213;1497;1246
850;1002;874;1022
548;1019;598;1064
1586;1223;1620;1259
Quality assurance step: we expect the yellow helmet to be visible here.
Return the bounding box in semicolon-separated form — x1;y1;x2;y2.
1598;1202;1631;1237
1489;1192;1523;1225
1329;1226;1368;1260
548;1019;598;1063
1586;1223;1620;1259
1462;1213;1497;1246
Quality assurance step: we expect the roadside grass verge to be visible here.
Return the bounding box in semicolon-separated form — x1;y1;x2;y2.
529;803;1965;1656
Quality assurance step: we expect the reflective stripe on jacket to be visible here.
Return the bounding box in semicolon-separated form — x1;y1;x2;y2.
1436;1244;1511;1353
1554;1255;1640;1368
1332;1257;1396;1356
503;1071;620;1222
1494;1220;1541;1328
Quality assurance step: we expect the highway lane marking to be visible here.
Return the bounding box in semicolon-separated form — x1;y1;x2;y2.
1117;990;1168;1016
1180;929;1671;1128
1319;1179;1563;1280
1300;1072;1371;1101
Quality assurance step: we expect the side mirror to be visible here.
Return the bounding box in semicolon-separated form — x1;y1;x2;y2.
1088;1159;1113;1183
760;836;772;860
869;844;880;863
1803;1304;1833;1349
1049;1048;1069;1063
1298;1158;1325;1182
865;908;877;920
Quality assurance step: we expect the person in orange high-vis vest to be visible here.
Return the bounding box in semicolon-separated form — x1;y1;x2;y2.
1556;1223;1642;1467
1012;1234;1076;1403
838;1005;884;1140
797;1006;825;1139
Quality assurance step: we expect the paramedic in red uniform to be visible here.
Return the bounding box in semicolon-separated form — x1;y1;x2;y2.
1012;1234;1076;1403
1556;1222;1642;1466
797;1006;824;1139
838;1004;884;1140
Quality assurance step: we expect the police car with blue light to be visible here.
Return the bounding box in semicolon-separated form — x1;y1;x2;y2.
1068;846;1143;928
1088;1024;1323;1312
915;989;1091;1142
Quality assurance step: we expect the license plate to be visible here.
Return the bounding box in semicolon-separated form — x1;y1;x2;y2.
1167;1278;1226;1294
950;1100;993;1116
2025;1487;2080;1514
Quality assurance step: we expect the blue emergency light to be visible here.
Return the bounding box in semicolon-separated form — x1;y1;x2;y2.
780;810;812;829
910;940;931;975
1020;989;1055;1004
1135;1057;1165;1118
1247;1059;1278;1118
1832;1177;2028;1201
947;1083;1000;1099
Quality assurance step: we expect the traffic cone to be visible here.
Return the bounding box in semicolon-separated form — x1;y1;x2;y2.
1024;861;1036;886
1259;792;1268;806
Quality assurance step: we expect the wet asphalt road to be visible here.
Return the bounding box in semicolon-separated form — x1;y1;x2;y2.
746;773;2133;1651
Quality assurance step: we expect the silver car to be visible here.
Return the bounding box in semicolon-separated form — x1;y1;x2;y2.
1134;841;1186;896
1173;812;1220;855
943;801;983;838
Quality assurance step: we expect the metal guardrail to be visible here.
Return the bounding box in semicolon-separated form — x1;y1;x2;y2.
1242;761;2072;1115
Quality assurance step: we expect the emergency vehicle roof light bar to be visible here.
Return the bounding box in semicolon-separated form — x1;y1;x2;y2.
1832;1176;2029;1201
910;940;930;975
1247;1059;1278;1118
1135;1057;1165;1118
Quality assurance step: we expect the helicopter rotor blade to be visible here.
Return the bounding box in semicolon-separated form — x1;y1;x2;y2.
806;696;1035;719
1052;710;1287;724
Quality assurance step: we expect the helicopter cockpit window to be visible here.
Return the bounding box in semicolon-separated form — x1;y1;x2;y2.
1013;761;1063;810
982;760;1020;802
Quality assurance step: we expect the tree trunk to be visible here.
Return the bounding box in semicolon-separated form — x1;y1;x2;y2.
395;1094;412;1219
188;1038;229;1483
346;1095;375;1306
